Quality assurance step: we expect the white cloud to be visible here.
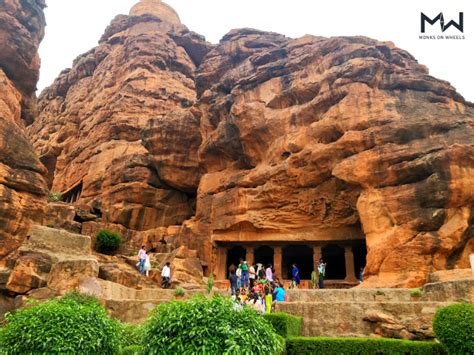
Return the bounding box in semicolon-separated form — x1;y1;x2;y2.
38;0;474;102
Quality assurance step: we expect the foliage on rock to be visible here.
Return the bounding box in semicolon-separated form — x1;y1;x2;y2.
96;229;123;255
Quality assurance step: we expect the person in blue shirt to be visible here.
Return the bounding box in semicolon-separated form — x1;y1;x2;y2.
274;283;285;302
292;263;300;288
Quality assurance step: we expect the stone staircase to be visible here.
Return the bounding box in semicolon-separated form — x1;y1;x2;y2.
78;277;227;323
276;276;474;339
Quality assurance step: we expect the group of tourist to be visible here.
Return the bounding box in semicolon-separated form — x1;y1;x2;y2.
229;259;287;313
136;245;171;288
227;259;305;313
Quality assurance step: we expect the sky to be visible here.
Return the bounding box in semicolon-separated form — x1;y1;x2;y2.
38;0;474;102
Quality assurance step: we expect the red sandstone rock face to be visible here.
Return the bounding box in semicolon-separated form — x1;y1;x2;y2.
28;6;211;231
0;0;48;262
30;2;474;287
191;31;474;287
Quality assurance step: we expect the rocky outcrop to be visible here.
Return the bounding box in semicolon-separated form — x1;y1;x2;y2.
0;0;48;263
5;225;99;294
187;31;474;287
28;0;211;231
29;0;474;287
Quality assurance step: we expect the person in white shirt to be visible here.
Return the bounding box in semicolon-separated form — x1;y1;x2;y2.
265;264;273;282
249;263;256;285
144;252;152;277
138;245;147;274
161;262;171;289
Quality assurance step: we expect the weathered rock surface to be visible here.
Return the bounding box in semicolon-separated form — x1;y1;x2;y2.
277;278;474;339
0;0;48;263
187;31;474;287
6;226;99;294
29;0;474;287
28;0;211;231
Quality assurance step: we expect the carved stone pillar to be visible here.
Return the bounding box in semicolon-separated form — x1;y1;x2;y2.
344;246;357;282
313;245;322;272
214;246;227;280
245;245;254;266
273;246;282;280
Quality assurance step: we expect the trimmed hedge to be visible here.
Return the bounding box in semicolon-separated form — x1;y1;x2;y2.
264;312;302;337
120;344;143;355
433;303;474;354
285;337;445;354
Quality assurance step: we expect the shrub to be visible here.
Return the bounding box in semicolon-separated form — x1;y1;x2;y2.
285;337;444;354
207;273;215;293
410;288;423;297
143;295;285;354
61;290;100;306
264;312;302;337
433;303;474;354
174;287;185;297
120;323;143;348
120;345;143;355
47;191;62;202
0;294;120;354
96;229;122;255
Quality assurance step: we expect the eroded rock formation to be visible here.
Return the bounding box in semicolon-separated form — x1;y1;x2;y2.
0;0;48;262
190;31;474;287
29;0;474;287
28;0;210;231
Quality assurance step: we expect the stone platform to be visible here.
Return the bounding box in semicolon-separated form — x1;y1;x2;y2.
276;275;474;339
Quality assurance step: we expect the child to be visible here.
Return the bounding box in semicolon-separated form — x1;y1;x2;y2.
144;251;151;277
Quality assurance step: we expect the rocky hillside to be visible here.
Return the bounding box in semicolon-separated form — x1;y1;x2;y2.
28;0;474;287
0;0;48;261
28;0;210;231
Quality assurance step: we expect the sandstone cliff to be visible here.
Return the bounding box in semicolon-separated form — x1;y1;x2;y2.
189;30;474;287
30;1;474;287
0;0;48;262
29;0;212;231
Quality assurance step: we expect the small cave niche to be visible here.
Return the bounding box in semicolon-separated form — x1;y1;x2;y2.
62;181;83;204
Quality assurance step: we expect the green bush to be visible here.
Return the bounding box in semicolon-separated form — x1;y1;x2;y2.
121;323;143;348
410;288;423;297
207;273;215;293
47;191;62;202
143;295;285;354
0;294;120;354
96;229;123;255
264;312;302;337
433;303;474;354
285;337;444;354
61;290;100;306
174;287;185;297
120;345;143;355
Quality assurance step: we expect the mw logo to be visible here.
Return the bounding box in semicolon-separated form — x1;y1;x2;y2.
421;12;464;33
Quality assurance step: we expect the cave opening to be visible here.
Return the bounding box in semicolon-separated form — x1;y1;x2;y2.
282;245;313;279
226;246;246;277
322;244;346;279
62;181;83;204
353;242;367;278
254;245;274;268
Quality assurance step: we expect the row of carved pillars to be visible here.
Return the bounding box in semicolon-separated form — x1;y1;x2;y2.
214;245;357;282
